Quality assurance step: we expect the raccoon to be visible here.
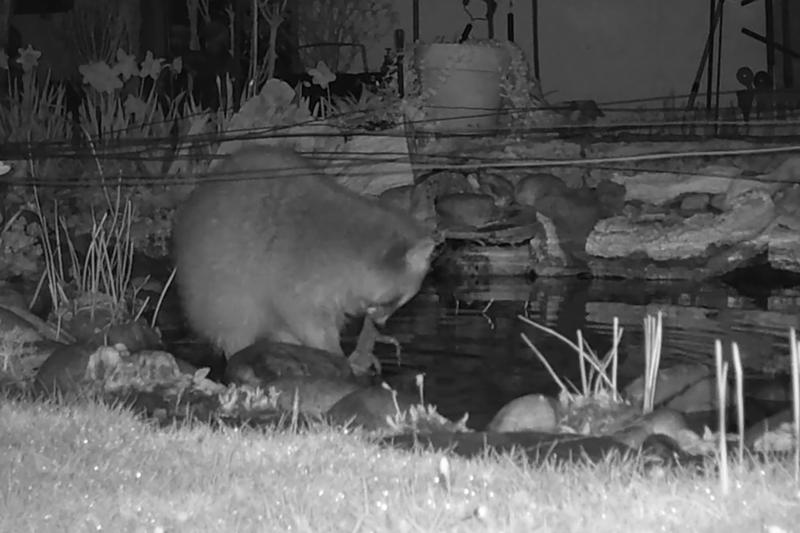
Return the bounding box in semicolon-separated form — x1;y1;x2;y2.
173;146;436;359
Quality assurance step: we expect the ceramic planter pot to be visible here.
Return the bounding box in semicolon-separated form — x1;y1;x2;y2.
413;42;511;133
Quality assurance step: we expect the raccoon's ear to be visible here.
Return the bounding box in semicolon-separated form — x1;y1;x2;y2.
405;237;435;272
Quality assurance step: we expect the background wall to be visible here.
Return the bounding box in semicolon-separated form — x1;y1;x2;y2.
382;0;768;107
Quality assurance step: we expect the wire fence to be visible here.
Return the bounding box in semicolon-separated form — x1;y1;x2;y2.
2;86;800;188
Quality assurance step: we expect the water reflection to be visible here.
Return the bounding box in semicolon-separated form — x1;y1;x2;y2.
376;277;800;430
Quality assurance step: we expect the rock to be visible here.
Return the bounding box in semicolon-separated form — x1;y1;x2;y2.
612;408;695;449
503;142;585;188
746;377;791;404
624;363;726;413
763;155;800;183
36;342;209;398
378;185;414;212
436;243;534;277
208;81;415;198
62;302;116;343
586;189;776;262
435;192;497;228
709;193;727;211
209;79;341;168
679;193;710;213
331;129;416;196
1;337;63;383
744;407;794;450
421;170;475;198
595;180;626;216
472;172;515;207
767;226;800;273
528;213;575;274
266;377;362;417
533;191;603;264
0;307;45;343
168;340;227;382
0;303;74;344
88;320;162;353
609;165;776;206
486;393;560;433
225;339;355;386
514;173;568;208
95;349;193;392
384;430;700;468
34;343;94;396
0;283;28;309
409;170;475;229
326;385;416;431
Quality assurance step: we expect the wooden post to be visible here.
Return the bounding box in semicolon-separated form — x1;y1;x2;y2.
0;0;15;51
140;0;167;57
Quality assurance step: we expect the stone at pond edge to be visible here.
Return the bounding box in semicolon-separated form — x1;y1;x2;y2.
378;185;414;213
326;386;416;431
62;304;116;343
383;430;701;469
679;193;711;213
266;376;362;417
225;339;355;386
0;283;28;309
611;408;701;452
624;363;726;413
471;172;515;207
514;173;568;208
486;393;560;433
88;320;163;353
744;407;794;450
435;192;497;228
34;343;94;396
34;343;198;396
0;303;74;344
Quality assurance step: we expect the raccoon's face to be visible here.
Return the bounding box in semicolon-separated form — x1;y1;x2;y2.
364;236;436;324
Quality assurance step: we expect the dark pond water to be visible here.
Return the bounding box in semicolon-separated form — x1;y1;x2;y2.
369;275;800;430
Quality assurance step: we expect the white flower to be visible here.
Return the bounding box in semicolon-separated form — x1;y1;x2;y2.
170;56;183;74
140;51;164;80
307;60;336;89
16;44;41;72
79;61;123;93
112;49;139;80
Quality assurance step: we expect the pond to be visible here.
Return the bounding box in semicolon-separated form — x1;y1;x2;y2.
370;275;800;430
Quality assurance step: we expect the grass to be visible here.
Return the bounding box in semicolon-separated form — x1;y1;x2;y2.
1;397;799;533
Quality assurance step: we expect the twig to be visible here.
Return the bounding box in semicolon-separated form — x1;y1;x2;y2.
518;315;610;380
643;312;663;413
791;328;800;483
151;267;177;330
715;339;729;496
577;330;588;396
731;341;745;464
520;332;576;401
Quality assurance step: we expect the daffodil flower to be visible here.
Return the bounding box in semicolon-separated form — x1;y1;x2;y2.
113;49;139;81
16;45;41;73
170;56;183;74
124;94;148;121
139;51;164;80
307;60;336;89
79;61;123;93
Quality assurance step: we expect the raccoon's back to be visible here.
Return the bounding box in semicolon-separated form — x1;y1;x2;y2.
185;147;431;264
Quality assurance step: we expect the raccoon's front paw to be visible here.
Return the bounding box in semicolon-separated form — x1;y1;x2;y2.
373;333;401;363
348;349;382;376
